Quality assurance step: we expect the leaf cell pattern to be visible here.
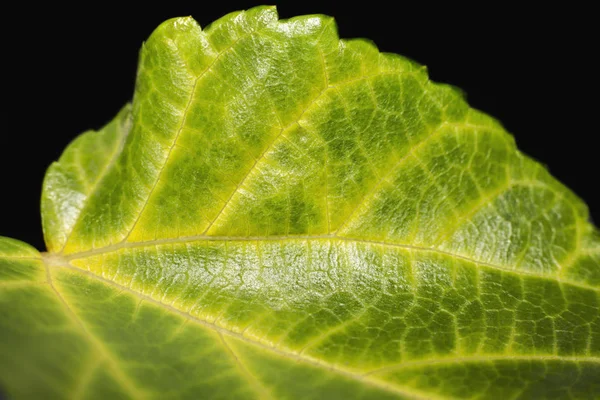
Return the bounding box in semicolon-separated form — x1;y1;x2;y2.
2;6;599;400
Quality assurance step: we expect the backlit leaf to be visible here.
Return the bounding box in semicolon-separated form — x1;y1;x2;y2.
1;6;599;399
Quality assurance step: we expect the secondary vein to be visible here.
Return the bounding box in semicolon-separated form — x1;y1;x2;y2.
45;263;146;399
50;260;450;400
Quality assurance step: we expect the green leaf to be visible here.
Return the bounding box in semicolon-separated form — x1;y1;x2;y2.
1;6;599;399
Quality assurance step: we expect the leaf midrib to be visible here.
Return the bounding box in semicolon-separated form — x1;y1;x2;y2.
45;260;600;400
363;354;600;376
54;235;599;293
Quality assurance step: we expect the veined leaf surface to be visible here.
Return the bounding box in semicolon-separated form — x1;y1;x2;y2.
1;6;599;400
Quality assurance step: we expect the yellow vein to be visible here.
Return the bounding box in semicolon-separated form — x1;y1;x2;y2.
202;65;396;235
51;261;449;400
363;354;600;376
430;179;513;246
44;264;146;399
0;281;48;289
297;296;380;356
333;120;505;235
122;77;199;243
72;354;103;400
343;237;600;293
124;27;265;243
59;235;600;293
219;333;275;400
62;110;132;252
0;255;40;261
560;231;600;273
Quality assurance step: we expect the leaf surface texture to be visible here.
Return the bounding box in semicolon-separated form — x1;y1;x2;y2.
2;6;600;399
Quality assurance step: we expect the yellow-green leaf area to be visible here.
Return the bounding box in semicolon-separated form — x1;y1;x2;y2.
1;5;599;400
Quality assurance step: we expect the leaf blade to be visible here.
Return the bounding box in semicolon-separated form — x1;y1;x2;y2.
41;105;132;252
3;5;599;399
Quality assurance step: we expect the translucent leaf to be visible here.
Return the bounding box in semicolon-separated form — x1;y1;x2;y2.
2;6;599;399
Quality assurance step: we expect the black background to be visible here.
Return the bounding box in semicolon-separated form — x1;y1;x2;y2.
1;2;597;251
